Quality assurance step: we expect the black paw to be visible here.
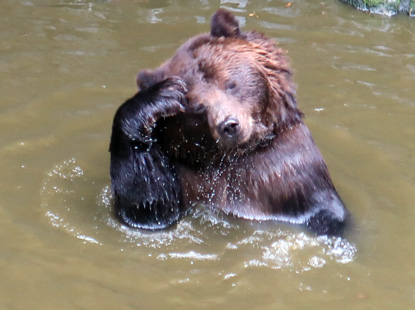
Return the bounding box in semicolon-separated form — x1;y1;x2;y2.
134;76;187;140
152;76;188;119
114;76;187;148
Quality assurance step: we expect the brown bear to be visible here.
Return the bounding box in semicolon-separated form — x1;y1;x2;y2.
109;9;349;235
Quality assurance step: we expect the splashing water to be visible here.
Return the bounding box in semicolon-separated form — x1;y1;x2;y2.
40;158;356;270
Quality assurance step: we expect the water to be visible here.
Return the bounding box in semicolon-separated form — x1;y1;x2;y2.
1;1;414;309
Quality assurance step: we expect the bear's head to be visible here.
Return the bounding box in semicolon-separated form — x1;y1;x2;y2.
137;9;302;156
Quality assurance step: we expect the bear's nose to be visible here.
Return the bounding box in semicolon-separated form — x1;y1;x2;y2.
218;117;240;139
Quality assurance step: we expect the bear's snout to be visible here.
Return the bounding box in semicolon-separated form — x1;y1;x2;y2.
218;117;240;140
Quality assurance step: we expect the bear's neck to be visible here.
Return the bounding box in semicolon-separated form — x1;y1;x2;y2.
178;121;334;218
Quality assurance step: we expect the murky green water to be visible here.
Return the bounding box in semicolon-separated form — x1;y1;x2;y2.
1;0;414;309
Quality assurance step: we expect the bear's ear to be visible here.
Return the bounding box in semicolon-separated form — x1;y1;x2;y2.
211;9;241;38
136;69;165;90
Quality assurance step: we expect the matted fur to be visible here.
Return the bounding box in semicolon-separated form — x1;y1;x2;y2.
110;9;349;235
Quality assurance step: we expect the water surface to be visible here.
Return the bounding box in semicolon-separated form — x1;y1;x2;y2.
1;0;414;309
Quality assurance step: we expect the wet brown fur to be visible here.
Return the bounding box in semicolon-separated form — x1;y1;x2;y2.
111;9;349;235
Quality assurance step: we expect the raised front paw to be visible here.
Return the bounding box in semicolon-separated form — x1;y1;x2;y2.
152;76;188;119
115;76;188;147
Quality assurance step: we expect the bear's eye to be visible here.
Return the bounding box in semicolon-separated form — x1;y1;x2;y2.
226;81;237;90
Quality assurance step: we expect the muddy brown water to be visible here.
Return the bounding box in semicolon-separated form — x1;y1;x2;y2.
1;0;414;309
